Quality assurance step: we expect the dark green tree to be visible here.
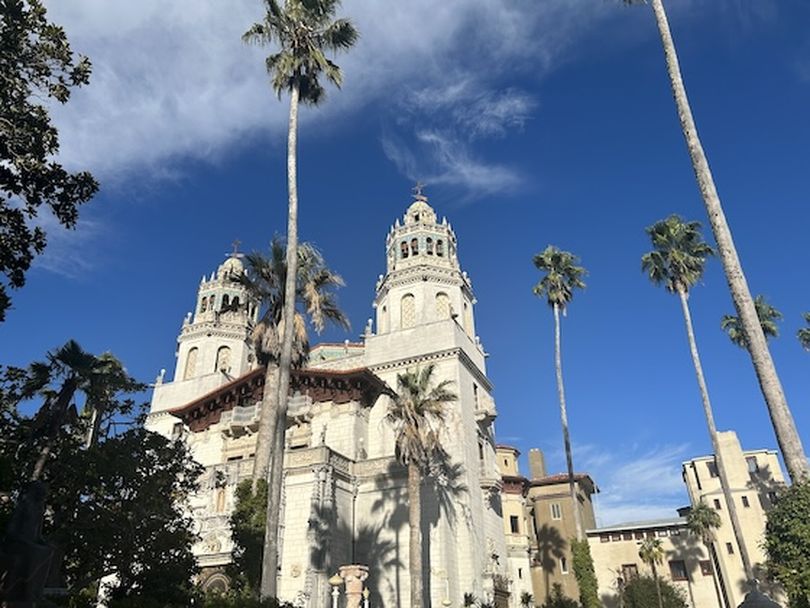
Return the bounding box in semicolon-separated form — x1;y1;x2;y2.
721;295;782;348
765;481;810;608
571;539;599;608
0;0;98;322
227;478;269;595
622;575;687;608
541;583;579;608
798;313;810;352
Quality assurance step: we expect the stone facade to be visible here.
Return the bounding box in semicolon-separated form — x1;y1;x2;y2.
146;195;512;607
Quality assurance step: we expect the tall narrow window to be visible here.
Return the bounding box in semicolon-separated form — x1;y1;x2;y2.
232;296;240;310
510;516;520;534
746;456;759;473
436;239;444;257
713;498;722;510
560;556;569;574
411;238;419;255
401;294;416;329
426;237;434;254
435;292;450;319
551;503;562;520
184;348;198;380
222;294;230;309
707;461;719;477
473;383;479;408
215;346;231;372
216;488;226;513
200;297;208;313
401;242;409;258
741;495;750;508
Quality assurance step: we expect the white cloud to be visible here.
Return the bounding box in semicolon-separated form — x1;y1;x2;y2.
552;442;692;528
42;0;608;183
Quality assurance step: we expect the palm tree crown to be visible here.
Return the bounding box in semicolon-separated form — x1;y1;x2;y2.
721;295;782;349
686;500;722;546
386;365;457;468
638;537;664;568
532;245;586;310
241;239;349;367
243;0;358;105
798;313;810;352
641;215;715;294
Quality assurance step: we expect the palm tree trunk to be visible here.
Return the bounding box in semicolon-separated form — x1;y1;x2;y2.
408;460;423;608
650;0;809;482
553;303;583;541
260;81;300;600
31;439;53;481
706;542;727;608
652;564;663;608
677;288;754;583
252;363;280;492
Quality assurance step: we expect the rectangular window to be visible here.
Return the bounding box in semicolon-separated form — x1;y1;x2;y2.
713;498;722;510
621;564;639;580
518;568;523;580
669;560;688;581
560;556;569;574
634;531;645;540
600;535;610;543
669;528;681;536
726;542;734;555
768;491;778;504
707;461;719;477
551;503;562;520
746;456;759;473
700;560;713;576
510;516;520;534
741;495;750;508
612;533;623;542
622;532;633;541
656;530;668;537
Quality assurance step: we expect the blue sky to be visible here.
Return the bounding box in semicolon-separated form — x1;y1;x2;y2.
1;0;809;525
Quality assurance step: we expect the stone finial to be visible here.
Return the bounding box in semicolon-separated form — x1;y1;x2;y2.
156;369;166;385
338;564;370;608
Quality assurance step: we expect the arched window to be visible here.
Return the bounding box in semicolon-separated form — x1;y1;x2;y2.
400;241;409;259
208;295;215;310
426;237;434;255
232;296;240;310
411;238;419;255
435;293;450;319
216;488;226;513
215;346;231;373
222;294;230;309
401;294;416;329
184;348;198;380
436;240;444;257
200;297;208;313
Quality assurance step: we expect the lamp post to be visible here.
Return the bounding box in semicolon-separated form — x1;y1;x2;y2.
329;573;343;608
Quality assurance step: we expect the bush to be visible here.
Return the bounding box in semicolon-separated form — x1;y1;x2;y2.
571;539;599;608
765;481;810;608
542;584;580;608
622;575;687;608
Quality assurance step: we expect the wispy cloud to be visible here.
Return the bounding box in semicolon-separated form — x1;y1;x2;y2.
31;212;105;279
543;441;691;527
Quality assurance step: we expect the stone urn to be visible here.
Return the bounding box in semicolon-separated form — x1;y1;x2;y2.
338;564;369;608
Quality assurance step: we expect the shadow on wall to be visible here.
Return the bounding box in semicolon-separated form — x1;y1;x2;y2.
535;524;566;604
366;455;469;607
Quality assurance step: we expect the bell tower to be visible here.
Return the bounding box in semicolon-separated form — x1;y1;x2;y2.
374;189;477;337
173;251;259;383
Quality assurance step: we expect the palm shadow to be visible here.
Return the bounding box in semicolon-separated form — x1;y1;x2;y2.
534;524;566;603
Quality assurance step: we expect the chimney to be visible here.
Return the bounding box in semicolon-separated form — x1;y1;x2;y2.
529;448;547;480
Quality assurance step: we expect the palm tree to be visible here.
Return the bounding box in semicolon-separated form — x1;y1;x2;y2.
721;295;782;348
532;245;586;541
243;4;356;597
638;537;665;608
624;0;808;482
240;239;349;598
386;365;457;608
520;591;534;608
685;501;723;608
798;313;810;351
23;340;141;479
642;214;754;585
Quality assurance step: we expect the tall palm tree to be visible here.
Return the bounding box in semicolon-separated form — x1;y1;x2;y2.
721;295;782;348
532;245;586;541
23;340;141;480
686;501;724;607
798;313;810;351
240;239;349;598
624;0;808;482
386;365;457;608
638;537;665;608
642;214;754;585
244;2;356;597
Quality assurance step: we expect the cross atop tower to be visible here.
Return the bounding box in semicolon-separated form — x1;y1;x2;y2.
412;181;427;201
231;239;241;256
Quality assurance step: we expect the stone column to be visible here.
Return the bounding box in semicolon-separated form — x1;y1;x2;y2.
338;564;369;608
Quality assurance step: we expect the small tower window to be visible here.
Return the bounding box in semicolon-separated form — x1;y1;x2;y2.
232;296;240;310
411;238;419;255
222;294;230;309
215;346;231;373
426;237;434;255
184;348;198;380
400;241;409;259
436;240;444;257
200;298;208;313
401;294;416;329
